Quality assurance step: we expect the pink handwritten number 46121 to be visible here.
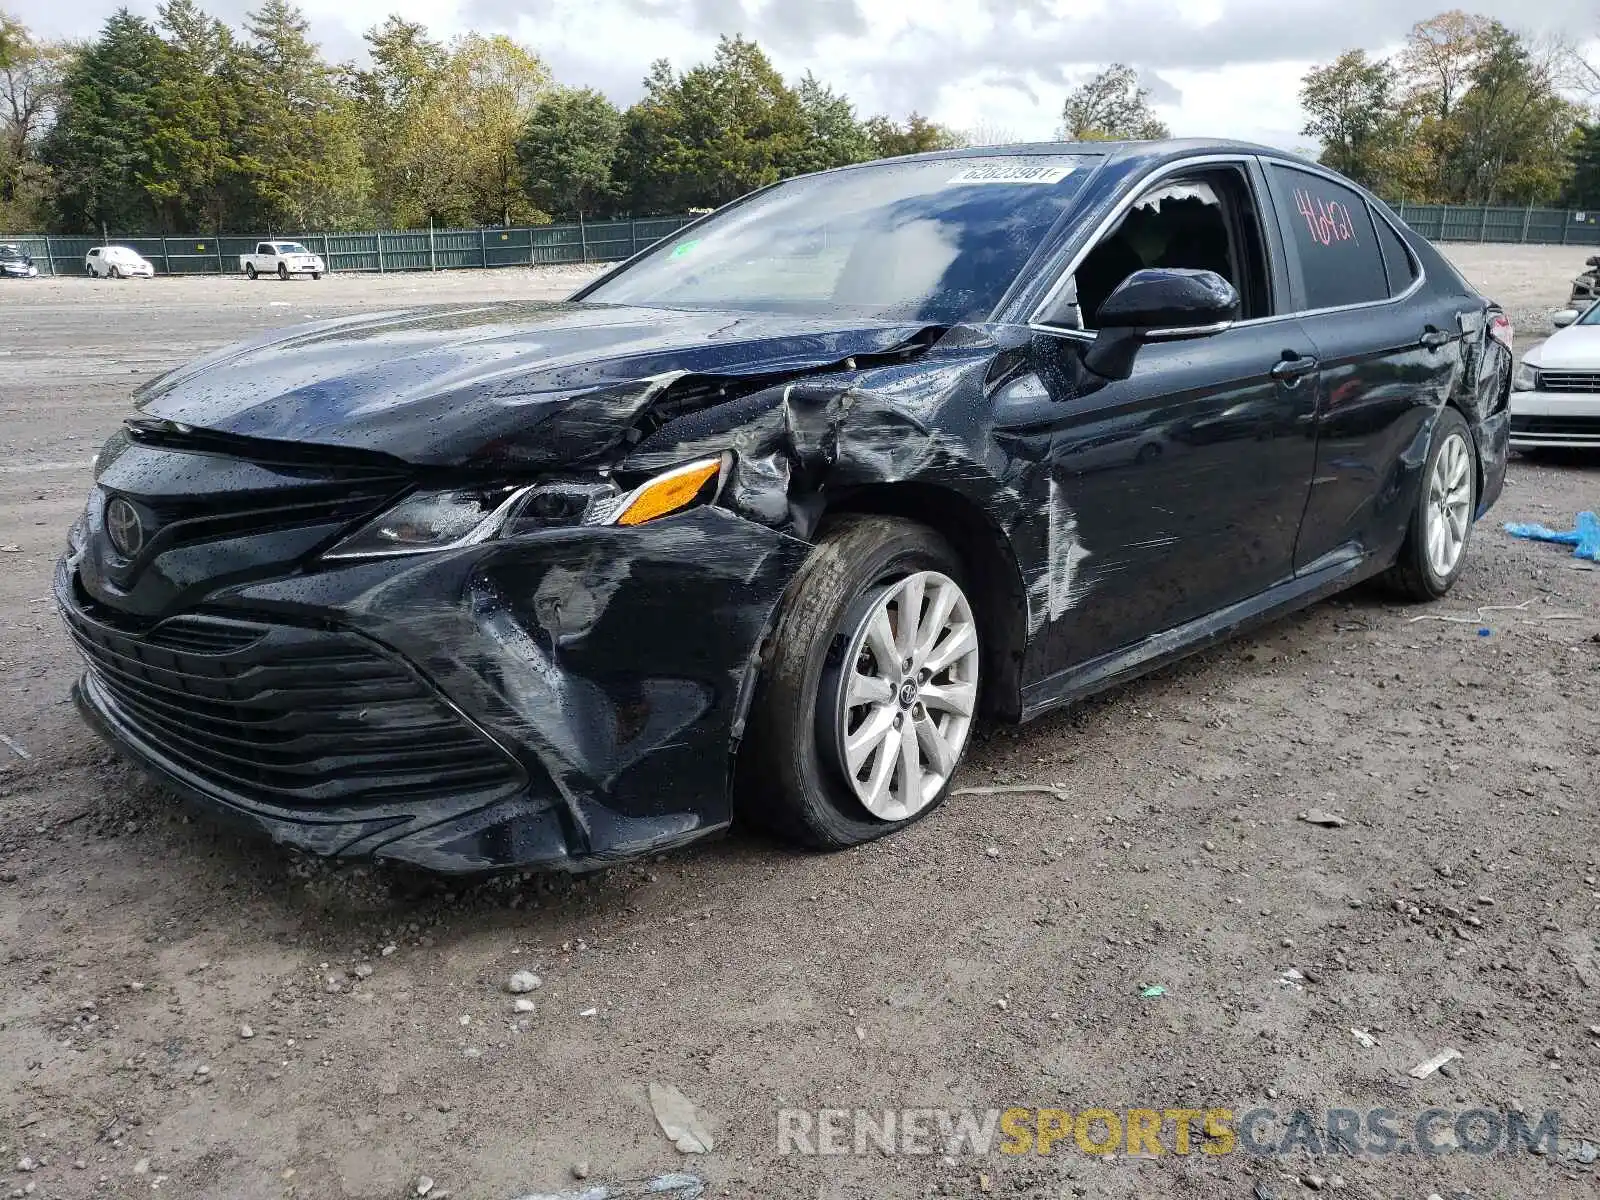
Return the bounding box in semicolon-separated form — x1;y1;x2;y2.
1295;188;1357;248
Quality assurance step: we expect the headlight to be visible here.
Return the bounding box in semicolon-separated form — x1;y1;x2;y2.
324;486;532;559
324;456;727;560
1512;362;1538;391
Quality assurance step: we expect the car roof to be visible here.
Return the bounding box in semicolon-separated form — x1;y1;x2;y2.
837;137;1310;169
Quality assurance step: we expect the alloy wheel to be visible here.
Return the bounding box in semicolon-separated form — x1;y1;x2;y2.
824;570;979;822
1426;431;1472;579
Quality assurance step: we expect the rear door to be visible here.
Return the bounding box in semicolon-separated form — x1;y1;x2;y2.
1260;161;1459;572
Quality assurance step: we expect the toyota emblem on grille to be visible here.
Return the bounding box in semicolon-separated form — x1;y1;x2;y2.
105;497;144;557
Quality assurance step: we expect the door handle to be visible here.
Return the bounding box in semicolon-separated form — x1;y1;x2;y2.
1420;327;1453;350
1270;354;1318;382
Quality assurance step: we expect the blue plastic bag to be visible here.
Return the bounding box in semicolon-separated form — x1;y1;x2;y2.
1504;511;1600;562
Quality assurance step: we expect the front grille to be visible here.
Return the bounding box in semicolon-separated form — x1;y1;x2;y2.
112;425;408;556
1512;414;1600;438
61;569;523;810
1535;370;1600;393
128;481;402;551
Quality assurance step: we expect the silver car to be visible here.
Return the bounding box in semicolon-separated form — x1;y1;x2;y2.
1512;304;1600;449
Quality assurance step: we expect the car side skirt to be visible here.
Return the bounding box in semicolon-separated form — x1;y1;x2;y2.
1019;545;1373;721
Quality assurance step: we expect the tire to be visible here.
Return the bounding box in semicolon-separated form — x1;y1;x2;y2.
312;272;321;280
1382;406;1477;600
108;266;120;279
246;265;257;280
739;515;982;849
277;263;288;280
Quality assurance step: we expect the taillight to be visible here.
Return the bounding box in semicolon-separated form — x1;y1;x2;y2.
1489;312;1513;350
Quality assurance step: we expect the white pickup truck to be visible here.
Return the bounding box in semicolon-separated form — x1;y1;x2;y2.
240;241;325;280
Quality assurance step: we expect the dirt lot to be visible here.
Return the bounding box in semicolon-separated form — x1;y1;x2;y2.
1;251;1597;1200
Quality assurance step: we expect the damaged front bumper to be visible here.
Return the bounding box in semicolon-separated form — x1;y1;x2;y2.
58;507;811;873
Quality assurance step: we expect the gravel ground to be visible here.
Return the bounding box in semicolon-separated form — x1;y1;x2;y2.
1435;243;1588;336
0;252;1596;1200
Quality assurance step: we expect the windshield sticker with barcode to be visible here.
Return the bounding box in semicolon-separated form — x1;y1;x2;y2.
948;164;1075;186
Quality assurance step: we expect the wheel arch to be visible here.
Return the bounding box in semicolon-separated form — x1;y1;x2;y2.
821;481;1028;722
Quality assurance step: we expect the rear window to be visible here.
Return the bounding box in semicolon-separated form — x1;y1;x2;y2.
1269;164;1389;311
1374;215;1417;296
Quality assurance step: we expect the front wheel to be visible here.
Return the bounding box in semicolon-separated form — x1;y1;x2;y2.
1383;406;1477;600
108;266;120;279
277;263;288;280
739;515;981;849
311;272;321;280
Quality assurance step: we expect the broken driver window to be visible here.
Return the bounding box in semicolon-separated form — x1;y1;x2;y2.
1073;167;1271;327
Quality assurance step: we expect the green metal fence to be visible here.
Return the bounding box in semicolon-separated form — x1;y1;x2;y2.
0;216;697;278
8;205;1600;278
1388;204;1600;246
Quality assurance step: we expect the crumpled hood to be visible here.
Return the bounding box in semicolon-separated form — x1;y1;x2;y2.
136;301;937;468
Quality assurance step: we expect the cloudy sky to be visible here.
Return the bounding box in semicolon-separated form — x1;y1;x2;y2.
10;0;1598;148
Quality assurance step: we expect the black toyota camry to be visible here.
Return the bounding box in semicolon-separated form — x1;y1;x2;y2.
59;140;1512;873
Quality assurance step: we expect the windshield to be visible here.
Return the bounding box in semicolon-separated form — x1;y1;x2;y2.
584;154;1097;322
277;243;310;255
1578;302;1600;326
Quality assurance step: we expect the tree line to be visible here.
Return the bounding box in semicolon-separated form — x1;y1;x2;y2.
0;2;971;234
1298;9;1597;207
8;3;1596;237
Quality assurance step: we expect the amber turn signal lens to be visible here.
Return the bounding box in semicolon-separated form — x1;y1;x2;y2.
614;458;722;526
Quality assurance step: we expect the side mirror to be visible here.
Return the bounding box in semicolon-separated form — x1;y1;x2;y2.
1085;268;1241;380
1553;309;1580;329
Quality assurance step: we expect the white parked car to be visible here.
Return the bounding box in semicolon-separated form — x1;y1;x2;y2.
1513;306;1600;449
241;241;325;280
85;246;155;279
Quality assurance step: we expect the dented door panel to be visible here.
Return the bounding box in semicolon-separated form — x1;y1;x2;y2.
1290;298;1465;573
1010;321;1318;675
